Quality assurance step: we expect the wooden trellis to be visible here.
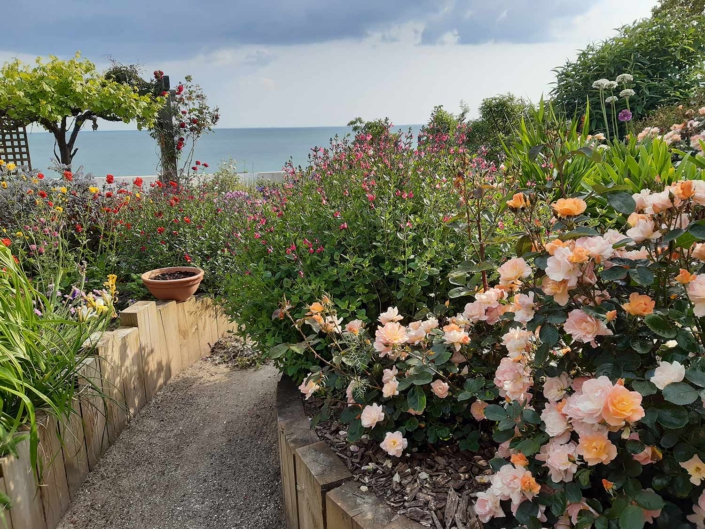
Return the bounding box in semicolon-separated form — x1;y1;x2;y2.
0;120;32;170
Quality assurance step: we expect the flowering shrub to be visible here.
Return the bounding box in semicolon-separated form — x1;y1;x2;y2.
286;174;705;527
222;123;515;379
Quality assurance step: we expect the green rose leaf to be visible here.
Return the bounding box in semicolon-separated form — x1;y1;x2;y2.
464;378;485;394
644;314;677;339
268;343;290;358
656;403;689;429
632;380;657;396
686;368;705;388
689;220;705;240
629;267;654;286
619;504;644;529
539;323;560;346
601;267;628;281
634;490;664;511
663;382;698;405
407;386;426;412
484;404;508;421
607;191;637;215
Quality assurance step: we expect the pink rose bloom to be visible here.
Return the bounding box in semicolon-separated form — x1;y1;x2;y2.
563;309;612;347
360;403;385;428
382;367;398;384
546;246;581;287
541;402;570;437
494;357;532;402
536;440;578;482
474;288;504;308
497;257;531;286
380;431;407;457
541;276;571;306
626;219;660;243
543;373;571;401
474;491;505;523
688;490;705;528
471;400;488;421
444;329;470;351
565;376;613;424
421;318;438;332
693;243;705;260
688;275;705;317
346;381;356;405
382;378;399;398
431;379;449;398
572;377;589;392
496;440;513;458
378;307;403;324
374;322;407;356
463;301;486;322
299;377;320;400
502;328;534;358
485;304;509;325
489;464;526;505
567;502;598;525
512;292;536;324
345;319;364;334
405;325;427;344
602;383;645;427
575;236;614;263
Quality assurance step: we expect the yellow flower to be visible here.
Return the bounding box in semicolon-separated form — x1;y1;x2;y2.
6;163;16;171
88;186;99;194
59;187;67;194
135;192;141;199
1;182;6;189
0;160;5;166
55;206;63;213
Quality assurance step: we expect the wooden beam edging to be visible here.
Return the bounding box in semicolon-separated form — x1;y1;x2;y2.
0;297;231;529
276;375;424;529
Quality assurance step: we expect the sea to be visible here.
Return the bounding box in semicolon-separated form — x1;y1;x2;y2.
25;126;422;177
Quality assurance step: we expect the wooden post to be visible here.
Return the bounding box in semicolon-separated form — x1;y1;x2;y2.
112;327;147;417
37;414;70;529
277;377;320;529
77;358;108;471
121;301;170;401
176;297;201;368
0;438;47;529
96;333;129;444
59;402;89;500
157;301;183;378
155;76;178;183
295;442;352;529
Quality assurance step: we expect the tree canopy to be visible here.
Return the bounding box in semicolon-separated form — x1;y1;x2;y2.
0;53;163;167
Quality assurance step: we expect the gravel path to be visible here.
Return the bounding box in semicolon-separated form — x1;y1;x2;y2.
58;361;285;529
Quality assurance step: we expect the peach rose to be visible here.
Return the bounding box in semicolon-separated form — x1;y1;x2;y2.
622;292;655;316
497;257;531;287
374;322;408;356
378;306;403;324
563;309;612;346
507;192;529;209
511;453;529;467
602;384;645;426
299;377;320;400
382;378;399;398
681;454;705;485
577;432;617;466
380;431;407;457
431;379;449;398
688;275;705;317
552;197;587;217
693;243;705;260
541;276;571;306
474;491;505;523
676;269;696;284
471;400;488;421
345;319;364;334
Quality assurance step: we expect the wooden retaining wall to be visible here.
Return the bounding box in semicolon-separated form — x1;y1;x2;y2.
277;376;424;529
0;295;233;529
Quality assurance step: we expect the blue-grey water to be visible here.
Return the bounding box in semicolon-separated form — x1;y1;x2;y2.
26;126;421;177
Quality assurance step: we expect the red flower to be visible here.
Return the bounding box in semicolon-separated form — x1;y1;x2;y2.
184;254;192;263
192;166;198;171
37;173;45;180
339;223;348;230
184;217;191;224
1;238;11;247
191;118;198;125
203;163;209;168
157;227;165;234
106;174;115;184
195;161;201;166
75;224;83;233
63;171;73;181
39;190;47;198
134;177;143;187
179;122;186;129
105;192;113;198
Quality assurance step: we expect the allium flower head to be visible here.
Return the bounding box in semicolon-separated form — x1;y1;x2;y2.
616;73;634;84
618;109;633;122
619;89;635;98
592;79;611;90
605;96;618;104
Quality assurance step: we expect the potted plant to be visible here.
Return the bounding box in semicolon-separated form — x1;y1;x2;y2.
141;266;204;302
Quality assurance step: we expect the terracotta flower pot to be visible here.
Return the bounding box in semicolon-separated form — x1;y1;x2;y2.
141;266;204;302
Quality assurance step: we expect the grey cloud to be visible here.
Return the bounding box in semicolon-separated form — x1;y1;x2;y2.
8;0;590;61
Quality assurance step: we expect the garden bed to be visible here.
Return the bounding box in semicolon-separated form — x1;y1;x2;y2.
276;376;485;529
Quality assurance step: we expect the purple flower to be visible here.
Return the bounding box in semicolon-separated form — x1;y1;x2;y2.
618;109;633;122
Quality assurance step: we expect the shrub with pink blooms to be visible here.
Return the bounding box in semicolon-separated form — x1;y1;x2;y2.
283;170;705;527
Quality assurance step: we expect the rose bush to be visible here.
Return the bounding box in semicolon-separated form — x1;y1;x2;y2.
285;170;705;527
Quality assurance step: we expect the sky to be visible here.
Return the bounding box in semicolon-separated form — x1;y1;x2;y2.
2;0;659;129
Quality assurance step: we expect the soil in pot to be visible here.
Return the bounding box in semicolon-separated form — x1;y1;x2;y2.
152;271;198;281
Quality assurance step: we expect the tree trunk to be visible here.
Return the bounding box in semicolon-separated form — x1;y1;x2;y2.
54;131;73;167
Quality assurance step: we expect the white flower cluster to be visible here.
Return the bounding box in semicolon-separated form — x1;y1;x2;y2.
605;96;618;104
616;73;634;84
592;79;617;90
620;89;635;98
